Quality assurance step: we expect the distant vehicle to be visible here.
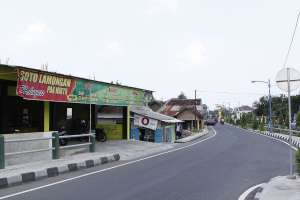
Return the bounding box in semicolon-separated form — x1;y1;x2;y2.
205;118;217;126
220;118;224;124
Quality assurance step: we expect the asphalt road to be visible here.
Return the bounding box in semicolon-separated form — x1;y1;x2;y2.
0;124;292;200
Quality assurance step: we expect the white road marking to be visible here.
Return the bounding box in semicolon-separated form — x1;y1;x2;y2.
0;129;217;200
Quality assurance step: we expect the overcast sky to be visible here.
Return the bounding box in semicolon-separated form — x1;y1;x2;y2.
1;0;300;109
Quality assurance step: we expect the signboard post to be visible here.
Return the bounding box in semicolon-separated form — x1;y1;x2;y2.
276;67;300;178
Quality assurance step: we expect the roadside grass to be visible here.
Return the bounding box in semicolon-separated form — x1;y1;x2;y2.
296;148;300;175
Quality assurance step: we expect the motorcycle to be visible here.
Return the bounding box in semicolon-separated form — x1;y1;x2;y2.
58;125;68;146
95;128;107;142
220;118;225;125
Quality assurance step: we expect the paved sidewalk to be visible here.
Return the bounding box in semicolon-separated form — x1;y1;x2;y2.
0;140;177;189
66;140;177;160
259;176;300;200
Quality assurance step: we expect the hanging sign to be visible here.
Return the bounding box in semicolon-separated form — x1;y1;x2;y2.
134;114;158;130
16;69;75;102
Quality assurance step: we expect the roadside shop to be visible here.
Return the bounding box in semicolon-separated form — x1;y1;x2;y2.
0;64;153;140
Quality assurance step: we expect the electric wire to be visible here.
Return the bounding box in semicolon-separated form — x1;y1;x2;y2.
283;11;300;68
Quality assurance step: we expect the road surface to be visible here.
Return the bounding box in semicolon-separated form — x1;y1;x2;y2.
0;124;291;200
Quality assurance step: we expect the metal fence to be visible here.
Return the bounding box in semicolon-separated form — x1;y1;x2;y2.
0;132;95;169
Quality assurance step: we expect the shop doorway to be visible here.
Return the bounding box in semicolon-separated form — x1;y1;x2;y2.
50;102;96;132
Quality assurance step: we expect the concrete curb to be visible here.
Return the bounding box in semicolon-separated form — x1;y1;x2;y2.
0;154;120;189
175;129;208;143
238;183;265;200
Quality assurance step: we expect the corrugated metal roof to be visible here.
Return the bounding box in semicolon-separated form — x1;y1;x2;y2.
131;106;182;123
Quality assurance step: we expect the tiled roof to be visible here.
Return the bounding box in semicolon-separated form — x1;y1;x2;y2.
159;98;203;118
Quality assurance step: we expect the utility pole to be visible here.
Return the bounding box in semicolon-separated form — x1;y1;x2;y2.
194;90;197;130
287;68;293;176
89;83;92;134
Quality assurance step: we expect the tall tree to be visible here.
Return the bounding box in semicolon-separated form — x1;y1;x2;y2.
178;92;187;99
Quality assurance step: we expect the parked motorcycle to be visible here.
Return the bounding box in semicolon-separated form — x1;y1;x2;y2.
58;119;107;144
95;128;107;142
58;126;68;146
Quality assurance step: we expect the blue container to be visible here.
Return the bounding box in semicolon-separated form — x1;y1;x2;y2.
154;129;163;143
130;128;140;140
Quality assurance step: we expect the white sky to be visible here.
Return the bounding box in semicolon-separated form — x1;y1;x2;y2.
1;0;300;109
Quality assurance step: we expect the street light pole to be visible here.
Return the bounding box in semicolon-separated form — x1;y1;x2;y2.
268;79;272;133
251;80;272;133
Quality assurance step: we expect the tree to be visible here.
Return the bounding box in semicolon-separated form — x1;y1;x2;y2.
254;94;290;127
178;92;187;99
252;117;258;130
253;96;268;116
259;120;265;132
240;114;247;128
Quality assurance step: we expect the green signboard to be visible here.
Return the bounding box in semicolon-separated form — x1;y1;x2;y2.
69;80;147;106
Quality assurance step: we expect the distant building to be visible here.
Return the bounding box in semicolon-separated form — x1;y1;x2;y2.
158;98;205;130
235;105;254;120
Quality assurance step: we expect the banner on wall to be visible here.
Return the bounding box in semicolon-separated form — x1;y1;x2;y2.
16;68;148;106
134;114;158;130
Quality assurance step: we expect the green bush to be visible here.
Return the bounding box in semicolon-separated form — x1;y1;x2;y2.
258;123;265;132
296;149;300;175
252;119;258;130
240;115;247;128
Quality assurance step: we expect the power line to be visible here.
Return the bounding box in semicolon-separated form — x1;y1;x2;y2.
283;11;300;68
196;90;265;96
